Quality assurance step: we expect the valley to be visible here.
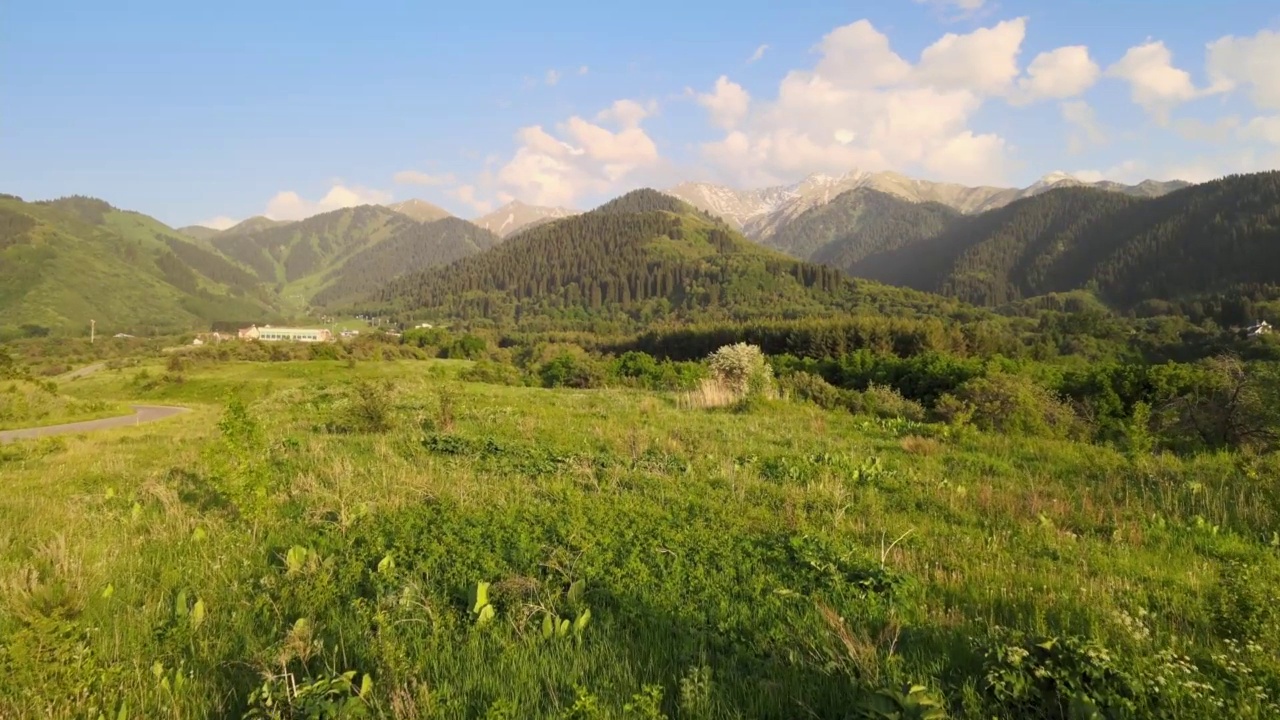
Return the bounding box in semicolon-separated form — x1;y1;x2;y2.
3;170;1280;719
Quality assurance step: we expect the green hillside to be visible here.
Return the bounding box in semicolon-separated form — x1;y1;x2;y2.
847;172;1280;308
376;189;965;328
209;204;505;309
0;195;279;338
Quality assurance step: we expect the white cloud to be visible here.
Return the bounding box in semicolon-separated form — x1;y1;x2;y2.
747;44;769;64
578;65;589;75
812;20;911;88
697;18;1028;187
1206;30;1280;110
1061;100;1106;153
1105;41;1201;122
914;0;988;16
595;98;657;129
196;215;238;230
1174;116;1242;143
393;170;456;186
264;184;393;221
450;184;493;215
1013;46;1100;104
913;17;1027;95
545;69;561;86
696;76;751;130
1070;160;1144;184
1240;116;1280;145
493;103;663;207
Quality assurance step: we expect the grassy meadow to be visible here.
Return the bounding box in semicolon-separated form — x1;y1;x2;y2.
1;355;1278;718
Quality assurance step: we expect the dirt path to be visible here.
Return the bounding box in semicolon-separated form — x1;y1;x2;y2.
62;362;107;380
0;405;189;444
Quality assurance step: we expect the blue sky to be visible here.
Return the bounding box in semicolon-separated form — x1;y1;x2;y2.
2;0;1278;228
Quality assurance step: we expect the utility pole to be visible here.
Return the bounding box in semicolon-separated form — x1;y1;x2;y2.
90;319;95;344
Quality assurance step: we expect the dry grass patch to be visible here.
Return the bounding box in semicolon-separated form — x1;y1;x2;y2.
900;435;942;456
677;378;740;410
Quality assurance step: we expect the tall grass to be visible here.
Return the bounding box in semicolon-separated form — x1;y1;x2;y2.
0;359;1277;718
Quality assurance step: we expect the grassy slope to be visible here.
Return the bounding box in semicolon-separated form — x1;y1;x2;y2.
1;359;1275;717
0;198;277;335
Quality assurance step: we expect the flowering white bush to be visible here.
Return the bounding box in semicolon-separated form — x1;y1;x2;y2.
706;343;773;396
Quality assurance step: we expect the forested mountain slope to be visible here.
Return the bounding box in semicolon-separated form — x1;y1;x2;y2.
312;217;501;306
847;172;1280;308
376;189;964;327
765;188;960;269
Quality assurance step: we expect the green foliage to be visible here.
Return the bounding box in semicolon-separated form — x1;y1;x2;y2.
942;373;1083;439
324;380;396;434
460;360;526;386
445;334;488;360
539;353;605;389
243;671;372;719
857;684;949;720
707;343;773;397
855;384;927;422
980;630;1144;719
778;371;847;410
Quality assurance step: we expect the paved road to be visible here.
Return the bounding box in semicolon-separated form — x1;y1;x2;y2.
0;405;189;444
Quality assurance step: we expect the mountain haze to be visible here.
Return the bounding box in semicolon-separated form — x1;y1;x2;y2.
473;200;577;237
176;225;222;241
387;199;452;223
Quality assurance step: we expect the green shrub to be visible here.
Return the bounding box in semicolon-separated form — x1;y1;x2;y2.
947;372;1083;439
539;353;605;389
460;360;526;386
707;343;773;397
326;380;396;433
778;371;845;410
856;383;928;422
445;334;488;360
611;351;706;391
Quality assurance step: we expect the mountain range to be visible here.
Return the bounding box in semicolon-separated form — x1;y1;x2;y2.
4;167;1278;339
666;171;1190;241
